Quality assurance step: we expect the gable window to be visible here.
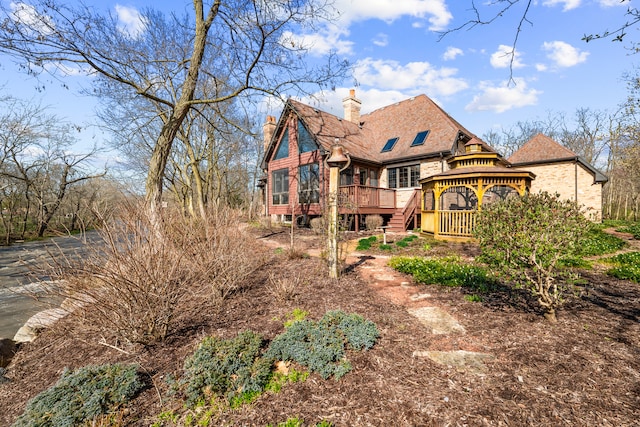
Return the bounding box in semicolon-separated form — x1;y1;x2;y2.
381;137;399;153
388;164;420;188
411;130;430;147
272;168;289;205
298;121;318;153
298;163;320;203
273;129;289;160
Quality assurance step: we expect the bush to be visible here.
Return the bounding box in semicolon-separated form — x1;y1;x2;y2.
474;192;590;322
265;310;379;379
389;256;497;291
310;217;325;235
46;204;266;345
365;215;383;231
356;236;377;251
13;364;143;427
180;331;272;406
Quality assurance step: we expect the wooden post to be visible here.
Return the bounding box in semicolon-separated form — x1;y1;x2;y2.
328;165;339;279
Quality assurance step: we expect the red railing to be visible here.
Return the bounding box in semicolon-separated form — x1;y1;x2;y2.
338;185;396;209
400;189;421;230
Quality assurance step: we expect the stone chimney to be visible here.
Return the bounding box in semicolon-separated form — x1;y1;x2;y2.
263;115;277;152
342;89;361;124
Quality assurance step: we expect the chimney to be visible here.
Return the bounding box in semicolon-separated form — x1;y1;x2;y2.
263;115;277;152
342;89;361;124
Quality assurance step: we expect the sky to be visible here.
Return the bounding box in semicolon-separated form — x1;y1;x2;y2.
0;0;638;156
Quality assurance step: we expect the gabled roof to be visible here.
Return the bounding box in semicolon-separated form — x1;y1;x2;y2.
360;95;484;163
508;133;608;183
508;133;576;164
263;94;490;167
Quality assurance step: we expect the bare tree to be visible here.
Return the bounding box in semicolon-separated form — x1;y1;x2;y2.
0;1;348;223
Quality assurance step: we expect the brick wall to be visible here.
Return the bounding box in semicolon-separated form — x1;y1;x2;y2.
512;162;603;221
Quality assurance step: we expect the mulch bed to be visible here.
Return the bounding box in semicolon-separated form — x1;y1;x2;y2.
1;227;639;426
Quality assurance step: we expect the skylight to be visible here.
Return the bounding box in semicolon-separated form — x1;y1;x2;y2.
410;130;430;147
381;137;399;153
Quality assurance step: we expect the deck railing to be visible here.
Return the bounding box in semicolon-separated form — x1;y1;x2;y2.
338;185;396;209
437;210;477;237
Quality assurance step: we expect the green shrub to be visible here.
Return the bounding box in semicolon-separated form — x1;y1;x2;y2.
283;308;310;328
474;192;590;322
464;294;483;302
356;236;377;251
379;244;392;251
396;240;408;248
13;364;143;427
388;256;497;290
181;331;272;406
265;311;379;380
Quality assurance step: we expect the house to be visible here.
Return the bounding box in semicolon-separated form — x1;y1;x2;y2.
508;133;608;221
261;90;483;231
260;91;607;236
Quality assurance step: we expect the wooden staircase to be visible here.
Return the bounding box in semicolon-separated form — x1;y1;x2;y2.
387;189;420;231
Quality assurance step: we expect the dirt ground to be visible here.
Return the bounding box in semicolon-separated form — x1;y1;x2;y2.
0;227;639;426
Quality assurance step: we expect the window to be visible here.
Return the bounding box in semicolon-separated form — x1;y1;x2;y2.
273;129;289;160
340;167;353;186
387;164;420;188
411;130;430;147
358;167;379;187
299;163;320;204
298;121;318;153
272;168;289;205
381;137;399;153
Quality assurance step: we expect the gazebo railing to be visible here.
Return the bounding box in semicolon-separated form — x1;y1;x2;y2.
437;210;477;237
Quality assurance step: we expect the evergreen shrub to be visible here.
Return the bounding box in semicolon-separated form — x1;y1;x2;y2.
13;364;143;427
181;331;272;406
265;310;379;379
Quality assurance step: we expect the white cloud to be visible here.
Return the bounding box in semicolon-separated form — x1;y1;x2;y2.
334;0;452;31
10;2;54;36
281;26;354;56
372;33;389;47
443;47;463;61
542;0;581;11
542;41;589;67
490;45;525;69
535;63;548;72
353;58;468;97
597;0;626;7
115;5;146;38
465;79;541;113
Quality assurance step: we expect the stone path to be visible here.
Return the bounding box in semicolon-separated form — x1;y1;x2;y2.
258;233;495;373
349;251;495;374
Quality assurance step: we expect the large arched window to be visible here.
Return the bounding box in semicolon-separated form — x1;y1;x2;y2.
440;186;478;211
482;185;519;206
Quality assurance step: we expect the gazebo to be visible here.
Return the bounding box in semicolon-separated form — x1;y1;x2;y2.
420;139;535;240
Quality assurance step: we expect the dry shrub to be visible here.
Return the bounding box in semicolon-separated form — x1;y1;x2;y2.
309;217;325;235
47;202;267;346
365;214;383;231
267;271;303;302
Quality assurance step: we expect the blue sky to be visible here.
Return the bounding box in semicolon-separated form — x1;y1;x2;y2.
0;0;636;152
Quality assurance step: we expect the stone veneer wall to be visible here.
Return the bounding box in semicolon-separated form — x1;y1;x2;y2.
512;162;603;221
